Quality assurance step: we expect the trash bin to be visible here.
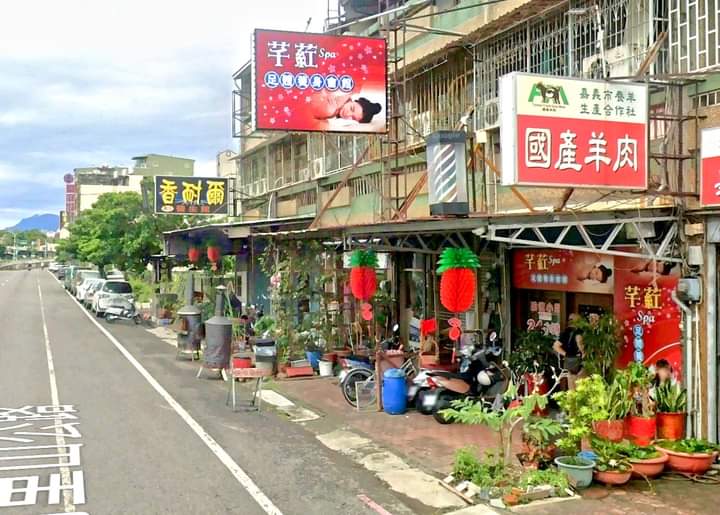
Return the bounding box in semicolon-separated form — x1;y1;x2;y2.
382;368;407;415
203;286;232;369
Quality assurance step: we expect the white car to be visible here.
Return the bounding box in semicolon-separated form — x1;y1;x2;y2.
93;280;133;317
82;279;105;308
48;262;61;272
76;277;101;302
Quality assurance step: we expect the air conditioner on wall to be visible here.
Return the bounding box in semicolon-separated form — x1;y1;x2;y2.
311;158;325;178
582;45;632;79
483;99;500;130
299;167;310;181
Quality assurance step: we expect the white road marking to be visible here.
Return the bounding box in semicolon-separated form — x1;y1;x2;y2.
37;281;77;513
54;275;284;515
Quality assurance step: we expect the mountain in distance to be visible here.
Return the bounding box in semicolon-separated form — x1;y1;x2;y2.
6;213;60;232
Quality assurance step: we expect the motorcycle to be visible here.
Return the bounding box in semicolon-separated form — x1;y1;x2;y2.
417;331;510;423
104;295;141;324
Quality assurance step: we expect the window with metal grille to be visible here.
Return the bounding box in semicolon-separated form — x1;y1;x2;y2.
669;0;718;72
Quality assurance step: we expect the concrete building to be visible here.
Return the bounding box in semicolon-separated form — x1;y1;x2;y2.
132;154;194;177
217;150;238;178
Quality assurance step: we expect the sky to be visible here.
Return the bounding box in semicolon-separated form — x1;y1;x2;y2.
0;0;329;228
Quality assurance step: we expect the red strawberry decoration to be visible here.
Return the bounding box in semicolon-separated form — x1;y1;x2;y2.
437;248;480;340
350;250;378;320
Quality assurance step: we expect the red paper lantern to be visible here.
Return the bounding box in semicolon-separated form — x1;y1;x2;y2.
207;246;221;263
188;247;201;263
350;267;377;301
439;268;476;314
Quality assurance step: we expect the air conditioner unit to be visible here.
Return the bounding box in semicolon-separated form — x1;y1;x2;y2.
582;45;632;79
299;167;310;181
311;158;325;178
483;99;500;129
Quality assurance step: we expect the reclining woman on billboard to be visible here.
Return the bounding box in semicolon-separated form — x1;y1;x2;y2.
311;92;382;126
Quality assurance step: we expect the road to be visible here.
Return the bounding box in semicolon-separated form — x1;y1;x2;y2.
0;270;417;515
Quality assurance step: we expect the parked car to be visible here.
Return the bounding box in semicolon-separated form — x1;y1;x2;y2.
64;266;79;290
83;279;105;308
93;280;133;317
56;266;68;280
73;269;101;296
77;277;101;304
48;262;61;272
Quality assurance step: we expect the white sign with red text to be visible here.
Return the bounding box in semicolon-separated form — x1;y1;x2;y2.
700;127;720;206
500;72;648;190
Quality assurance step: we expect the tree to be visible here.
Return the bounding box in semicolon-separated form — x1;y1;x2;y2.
58;192;187;274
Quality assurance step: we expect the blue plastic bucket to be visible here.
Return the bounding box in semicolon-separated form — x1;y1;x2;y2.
306;351;322;369
382;368;407;415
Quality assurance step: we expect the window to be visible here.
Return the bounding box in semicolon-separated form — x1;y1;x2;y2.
104;282;132;294
670;0;719;72
649;104;667;140
691;89;720;109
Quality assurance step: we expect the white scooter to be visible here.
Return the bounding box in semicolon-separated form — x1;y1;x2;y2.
104;295;141;325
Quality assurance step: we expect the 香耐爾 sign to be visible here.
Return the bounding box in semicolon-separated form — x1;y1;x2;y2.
154;176;229;215
253;29;387;133
500;72;648;190
700;127;720;206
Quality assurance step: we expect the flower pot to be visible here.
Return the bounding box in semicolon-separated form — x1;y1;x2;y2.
630;451;669;479
593;470;632;485
626;416;656;446
656;412;686;441
335;349;352;358
285;366;315;378
655;445;714;475
322;352;338;363
232;357;252;369
593;420;625;442
554;456;595;489
277;362;289;374
318;360;334;377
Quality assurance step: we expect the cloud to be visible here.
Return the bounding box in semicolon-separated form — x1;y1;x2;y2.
0;0;330;227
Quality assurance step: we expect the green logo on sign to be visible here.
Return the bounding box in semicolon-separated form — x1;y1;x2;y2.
528;82;569;106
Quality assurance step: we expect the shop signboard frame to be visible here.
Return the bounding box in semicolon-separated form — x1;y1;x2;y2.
154;176;229;216
700;126;720;206
499;72;649;190
252;29;388;134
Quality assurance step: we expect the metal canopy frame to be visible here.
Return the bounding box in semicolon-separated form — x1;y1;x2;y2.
344;231;474;255
483;215;682;263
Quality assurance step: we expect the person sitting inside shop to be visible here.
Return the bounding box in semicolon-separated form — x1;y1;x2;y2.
553;313;585;390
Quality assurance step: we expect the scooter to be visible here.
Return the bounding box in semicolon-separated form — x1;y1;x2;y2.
104;295;141;324
418;331;510;423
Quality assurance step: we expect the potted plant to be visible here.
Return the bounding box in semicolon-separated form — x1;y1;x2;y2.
626;362;656;446
554;375;610;451
592;372;632;442
573;314;621;380
519;416;563;469
655;381;687;441
655;439;719;475
617;442;668;478
509;330;555;397
553;455;595;489
591;439;632;485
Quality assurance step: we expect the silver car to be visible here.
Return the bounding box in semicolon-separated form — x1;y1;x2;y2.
93;280;133;317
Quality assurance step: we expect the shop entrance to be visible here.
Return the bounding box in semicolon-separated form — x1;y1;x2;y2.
569;293;613;319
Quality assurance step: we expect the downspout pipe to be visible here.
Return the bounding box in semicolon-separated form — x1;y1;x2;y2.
706;243;718;442
672;290;694;437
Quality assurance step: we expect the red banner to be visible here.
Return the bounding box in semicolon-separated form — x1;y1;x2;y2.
253;29;387;133
614;255;681;376
700;127;720;206
512;249;614;294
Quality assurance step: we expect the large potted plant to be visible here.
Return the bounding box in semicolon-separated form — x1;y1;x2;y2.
519;416;563;469
554;374;610;451
617;442;668;479
592;372;632;442
655;438;719;475
626;362;656;446
655;382;687;441
573;314;622;380
509;330;554;397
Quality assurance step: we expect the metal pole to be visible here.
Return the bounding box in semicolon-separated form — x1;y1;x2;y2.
707;241;717;442
672;290;694;437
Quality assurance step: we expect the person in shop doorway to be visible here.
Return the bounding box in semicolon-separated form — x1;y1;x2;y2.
553;313;585;390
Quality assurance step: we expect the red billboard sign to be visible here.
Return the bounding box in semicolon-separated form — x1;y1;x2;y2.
253;29;387;133
700;127;720;206
512;249;614;294
500;73;648;190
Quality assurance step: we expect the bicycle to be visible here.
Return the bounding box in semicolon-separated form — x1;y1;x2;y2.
341;351;419;410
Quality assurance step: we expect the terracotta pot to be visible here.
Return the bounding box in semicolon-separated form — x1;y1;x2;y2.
322;352;338;363
626;416;656;446
630;451;669;479
593;419;625;442
593;470;632;485
655;445;714;475
207;245;221;263
335;349;352;358
656;412;686;441
232;357;252;369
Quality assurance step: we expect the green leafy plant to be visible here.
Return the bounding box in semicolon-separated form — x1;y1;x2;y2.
573;314;621;379
521;416;563;466
657;438;720;454
553;375;609;453
451;447;507;490
254;316;276;337
591;438;632;472
509;330;555;376
517;469;569;493
655;382;687;413
436;248;481;273
442;389;548;466
626;362;656;417
605;371;633;420
616;442;662;461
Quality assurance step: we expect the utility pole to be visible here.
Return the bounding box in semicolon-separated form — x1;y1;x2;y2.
12;233;17;262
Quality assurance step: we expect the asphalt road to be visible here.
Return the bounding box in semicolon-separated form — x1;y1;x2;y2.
0;270;416;515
